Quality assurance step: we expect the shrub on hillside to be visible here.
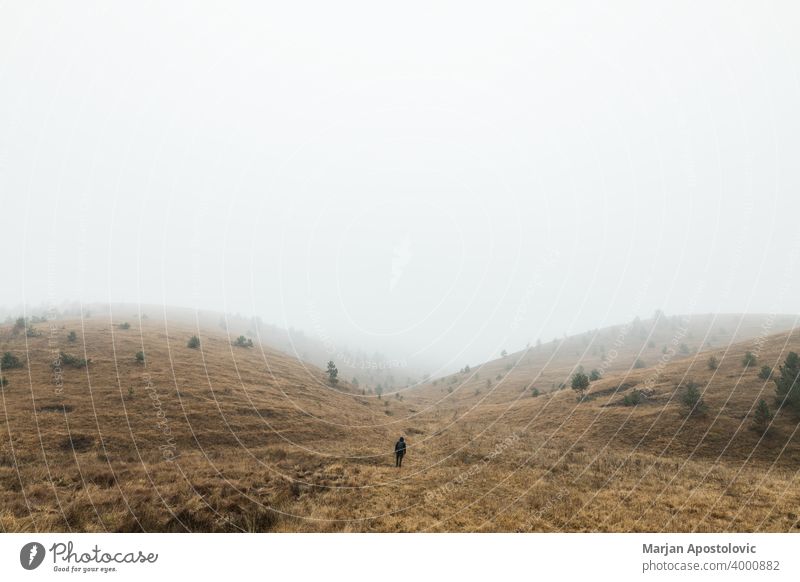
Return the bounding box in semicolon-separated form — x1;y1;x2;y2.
0;376;7;389
135;351;145;364
234;335;254;348
187;335;201;349
633;358;646;369
1;352;22;370
774;351;800;413
326;361;339;386
67;330;77;343
26;325;41;337
622;389;642;406
118;322;131;330
59;351;90;368
680;381;707;417
12;317;26;334
571;371;590;401
751;398;774;435
758;365;772;380
707;355;719;371
531;388;540;397
589;369;601;382
742;351;758;367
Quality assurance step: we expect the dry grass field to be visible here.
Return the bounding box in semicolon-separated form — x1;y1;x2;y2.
1;311;799;532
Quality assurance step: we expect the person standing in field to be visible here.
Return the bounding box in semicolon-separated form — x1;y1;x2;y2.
394;436;406;467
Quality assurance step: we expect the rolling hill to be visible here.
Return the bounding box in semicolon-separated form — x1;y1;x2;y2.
1;310;799;532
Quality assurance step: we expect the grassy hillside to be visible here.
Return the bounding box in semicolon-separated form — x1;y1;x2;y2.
1;311;799;532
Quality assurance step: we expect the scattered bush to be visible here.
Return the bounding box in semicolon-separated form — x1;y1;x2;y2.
751;398;774;434
633;358;646;369
1;352;22;370
135;351;145;364
758;366;772;381
571;371;590;401
0;376;7;389
326;361;339;386
774;351;800;413
59;351;90;368
12;317;26;334
501;349;508;358
622;390;642;406
679;343;691;355
589;369;601;382
67;330;77;343
531;388;540;397
118;322;131;330
234;335;254;348
187;336;201;349
707;355;719;370
742;351;758;368
680;381;707;416
26;325;41;337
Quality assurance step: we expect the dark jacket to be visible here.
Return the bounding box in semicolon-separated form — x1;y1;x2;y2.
395;438;406;455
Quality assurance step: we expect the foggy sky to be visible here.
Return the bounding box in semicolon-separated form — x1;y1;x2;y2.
2;1;800;373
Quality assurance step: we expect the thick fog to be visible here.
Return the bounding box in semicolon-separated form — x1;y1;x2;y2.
2;2;800;373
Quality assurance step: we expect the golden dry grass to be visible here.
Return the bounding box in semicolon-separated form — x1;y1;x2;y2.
1;311;798;532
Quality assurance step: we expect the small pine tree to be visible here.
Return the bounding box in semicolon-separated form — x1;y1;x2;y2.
135;351;145;364
774;351;800;413
751;398;774;434
633;358;646;369
707;355;719;370
375;384;383;399
680;381;707;417
326;361;339;386
758;365;772;380
571;371;590;401
501;349;508;358
67;330;77;343
623;390;642;406
234;335;253;348
1;352;22;370
187;335;201;349
531;387;540;397
742;351;757;367
0;376;7;389
118;322;131;330
589;369;601;382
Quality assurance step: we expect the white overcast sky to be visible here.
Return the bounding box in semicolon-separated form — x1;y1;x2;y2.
1;1;799;371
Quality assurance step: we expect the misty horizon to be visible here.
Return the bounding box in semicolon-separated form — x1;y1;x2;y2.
3;2;800;373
